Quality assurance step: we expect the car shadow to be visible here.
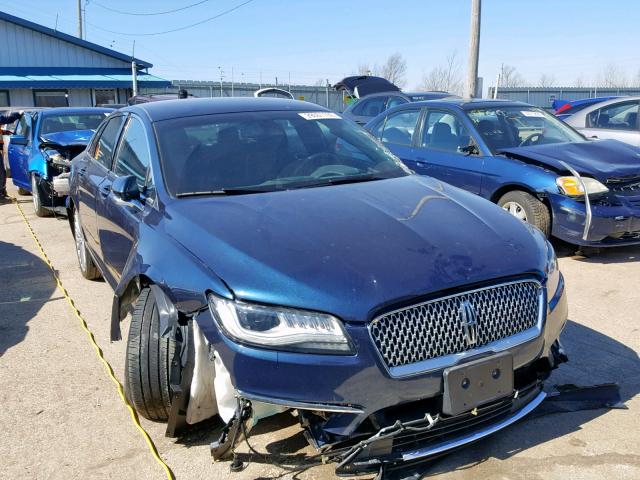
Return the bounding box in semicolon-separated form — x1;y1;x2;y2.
0;241;58;356
551;238;640;263
175;320;638;479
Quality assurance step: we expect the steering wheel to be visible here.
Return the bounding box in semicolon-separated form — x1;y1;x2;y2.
310;164;359;179
519;133;543;147
288;152;341;177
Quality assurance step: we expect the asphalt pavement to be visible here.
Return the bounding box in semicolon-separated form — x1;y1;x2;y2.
1;185;639;480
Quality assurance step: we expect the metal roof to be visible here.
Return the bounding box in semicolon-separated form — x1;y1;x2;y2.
0;11;152;68
127;97;327;122
0;67;170;88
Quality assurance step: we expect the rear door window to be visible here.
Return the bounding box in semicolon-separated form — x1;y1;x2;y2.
381;109;421;146
587;101;639;130
386;96;409;110
352;96;388;117
93;115;125;168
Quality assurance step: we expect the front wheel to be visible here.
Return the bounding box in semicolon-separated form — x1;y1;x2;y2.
498;190;551;237
31;174;50;217
124;287;176;421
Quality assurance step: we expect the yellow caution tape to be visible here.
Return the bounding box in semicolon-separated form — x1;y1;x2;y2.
12;198;174;480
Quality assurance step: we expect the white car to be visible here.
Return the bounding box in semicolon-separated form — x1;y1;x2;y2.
564;96;640;146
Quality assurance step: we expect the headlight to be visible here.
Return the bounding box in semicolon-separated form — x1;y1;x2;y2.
545;240;560;299
207;294;354;355
556;176;608;196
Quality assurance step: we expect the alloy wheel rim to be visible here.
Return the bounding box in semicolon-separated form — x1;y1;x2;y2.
74;212;87;271
502;201;528;222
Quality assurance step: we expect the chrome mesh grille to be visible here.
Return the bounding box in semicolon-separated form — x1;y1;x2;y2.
370;281;541;369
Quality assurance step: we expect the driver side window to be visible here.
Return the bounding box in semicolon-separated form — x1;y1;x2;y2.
113;117;152;190
422;110;474;154
15;115;30;138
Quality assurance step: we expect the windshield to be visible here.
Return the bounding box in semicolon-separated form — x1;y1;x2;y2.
40;113;109;136
466;106;584;152
155;110;409;196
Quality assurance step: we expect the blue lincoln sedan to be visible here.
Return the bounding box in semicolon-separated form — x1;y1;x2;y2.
68;98;567;475
366;99;640;246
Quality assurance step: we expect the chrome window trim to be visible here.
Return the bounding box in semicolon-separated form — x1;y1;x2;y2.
368;279;546;378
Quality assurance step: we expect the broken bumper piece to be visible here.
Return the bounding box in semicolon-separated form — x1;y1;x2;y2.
331;383;545;476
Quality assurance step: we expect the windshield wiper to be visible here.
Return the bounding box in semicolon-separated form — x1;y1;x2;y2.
297;173;395;189
176;187;281;197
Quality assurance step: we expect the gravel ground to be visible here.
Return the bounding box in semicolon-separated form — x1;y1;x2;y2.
1;184;639;480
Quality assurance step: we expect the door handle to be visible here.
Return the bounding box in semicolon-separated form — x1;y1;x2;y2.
99;184;111;197
77;167;87;176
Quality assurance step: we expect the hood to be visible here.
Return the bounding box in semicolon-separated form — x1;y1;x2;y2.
164;176;546;323
500;139;640;182
333;76;400;98
40;129;94;147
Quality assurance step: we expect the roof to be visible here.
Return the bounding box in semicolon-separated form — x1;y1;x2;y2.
410;98;531;110
128;97;327;122
0;67;170;88
0;11;152;68
38;107;114;117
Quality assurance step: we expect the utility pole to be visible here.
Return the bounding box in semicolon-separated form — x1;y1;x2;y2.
466;0;481;98
131;41;138;97
218;66;223;97
325;79;330;108
77;0;83;39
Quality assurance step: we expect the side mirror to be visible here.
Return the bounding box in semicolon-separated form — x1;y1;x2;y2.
458;144;480;156
10;134;28;146
112;175;140;201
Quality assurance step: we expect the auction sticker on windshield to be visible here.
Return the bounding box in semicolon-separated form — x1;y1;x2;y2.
521;111;545;117
298;112;341;120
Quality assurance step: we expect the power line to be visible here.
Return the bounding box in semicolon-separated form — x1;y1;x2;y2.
91;0;212;16
87;0;255;36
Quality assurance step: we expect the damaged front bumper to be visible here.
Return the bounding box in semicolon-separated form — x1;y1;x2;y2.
550;191;640;246
193;275;568;473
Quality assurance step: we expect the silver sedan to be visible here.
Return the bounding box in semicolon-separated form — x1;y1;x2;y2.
564;96;640;146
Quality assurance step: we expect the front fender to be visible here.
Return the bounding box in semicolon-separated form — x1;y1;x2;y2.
110;220;233;341
28;151;47;179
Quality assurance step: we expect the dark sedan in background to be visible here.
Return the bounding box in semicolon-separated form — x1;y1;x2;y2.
67;97;567;475
366;99;640;246
335;75;454;125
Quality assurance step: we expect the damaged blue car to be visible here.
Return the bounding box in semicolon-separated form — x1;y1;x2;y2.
366;99;640;246
67;98;568;476
9;107;111;216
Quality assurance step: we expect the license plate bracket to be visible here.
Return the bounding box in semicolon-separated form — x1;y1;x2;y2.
442;352;514;416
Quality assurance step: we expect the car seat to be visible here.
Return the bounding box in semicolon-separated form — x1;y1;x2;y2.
624;111;637;129
430;122;458;151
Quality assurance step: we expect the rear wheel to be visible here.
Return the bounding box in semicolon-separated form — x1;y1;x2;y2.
31;174;50;217
73;208;101;280
498;190;551;237
125;287;176;421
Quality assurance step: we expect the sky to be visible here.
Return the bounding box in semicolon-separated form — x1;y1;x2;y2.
1;0;639;93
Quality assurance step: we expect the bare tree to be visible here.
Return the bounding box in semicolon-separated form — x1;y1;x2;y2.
357;63;375;76
573;76;585;88
598;63;627;88
420;51;463;95
379;52;407;87
499;64;525;88
538;74;556;88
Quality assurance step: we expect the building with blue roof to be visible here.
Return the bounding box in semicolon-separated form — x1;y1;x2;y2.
0;11;170;108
